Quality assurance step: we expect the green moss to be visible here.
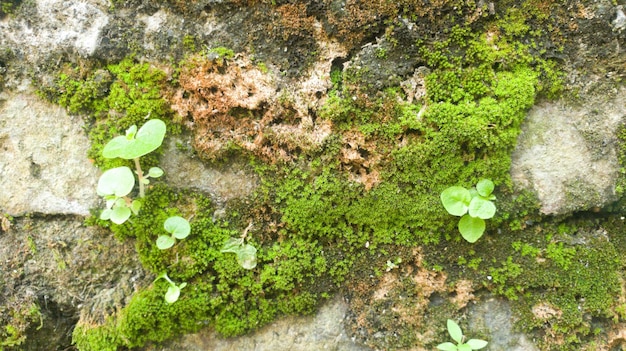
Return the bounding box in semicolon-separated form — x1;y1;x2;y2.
0;0;19;17
46;58;179;170
206;46;235;63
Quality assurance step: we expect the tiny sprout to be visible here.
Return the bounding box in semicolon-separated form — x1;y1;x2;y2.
156;216;191;250
155;272;187;304
97;166;140;224
221;237;257;270
385;258;402;272
437;319;488;351
440;179;496;243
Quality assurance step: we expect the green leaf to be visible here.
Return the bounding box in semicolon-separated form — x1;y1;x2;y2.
100;208;112;220
102;135;133;159
110;205;131;224
148;167;164;178
156;235;175;250
97;167;135;197
102;119;167;159
164;285;181;304
436;342;458;351
447;319;464;344
130;200;142;215
466;339;488;350
125;125;137;139
221;237;244;253
476;179;494;197
457;344;472;351
441;186;471;216
468;197;496;219
236;244;257;269
164;216;191;239
458;215;485;243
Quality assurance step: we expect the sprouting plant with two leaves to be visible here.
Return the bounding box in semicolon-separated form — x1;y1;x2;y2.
437;319;488;351
440;179;496;243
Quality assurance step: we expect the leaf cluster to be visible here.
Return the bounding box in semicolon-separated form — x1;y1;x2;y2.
441;179;496;243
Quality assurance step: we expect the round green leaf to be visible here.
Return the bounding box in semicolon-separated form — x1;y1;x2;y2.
164;216;191;239
102;119;167;159
156;235;175;250
97;167;135;197
436;342;458;351
221;237;244;253
476;179;494;197
110;205;131;224
236;244;257;270
466;339;488;350
130;200;142;215
148;167;164;178
447;319;464;344
468;197;496;219
164;285;181;304
458;215;486;243
458;345;472;351
441;186;471;216
100;208;112;220
102;135;133;159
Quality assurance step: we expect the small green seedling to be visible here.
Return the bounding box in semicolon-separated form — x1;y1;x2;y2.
437;319;488;351
154;272;187;304
221;222;257;269
221;238;257;269
385;258;402;272
156;216;191;250
97;119;166;224
440;179;496;243
97;166;141;224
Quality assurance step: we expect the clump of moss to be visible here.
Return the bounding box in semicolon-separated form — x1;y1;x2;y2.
76;184;337;349
0;0;20;17
44;58;179;170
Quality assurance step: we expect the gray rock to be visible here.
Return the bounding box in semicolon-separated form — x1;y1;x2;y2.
510;88;626;215
160;136;259;209
0;0;109;58
150;296;372;351
469;298;539;351
0;88;99;216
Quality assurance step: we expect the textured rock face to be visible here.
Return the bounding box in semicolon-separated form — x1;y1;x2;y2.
150;296;371;351
0;89;99;216
510;87;626;215
0;0;109;60
469;298;539;351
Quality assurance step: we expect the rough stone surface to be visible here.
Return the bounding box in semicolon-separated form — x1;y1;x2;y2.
161;136;259;208
510;87;626;215
0;215;147;350
469;298;539;351
0;88;99;216
0;0;109;60
149;296;372;351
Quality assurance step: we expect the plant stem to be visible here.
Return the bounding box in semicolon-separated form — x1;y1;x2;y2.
134;157;145;198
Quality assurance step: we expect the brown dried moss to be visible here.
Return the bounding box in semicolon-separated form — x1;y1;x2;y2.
170;53;332;163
